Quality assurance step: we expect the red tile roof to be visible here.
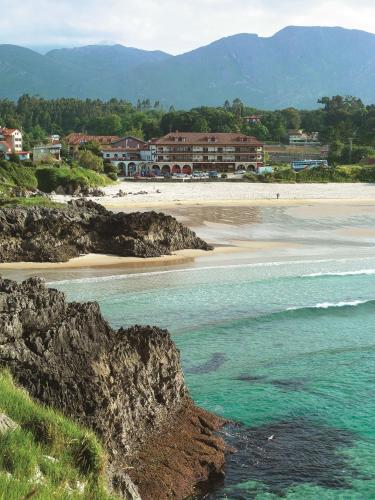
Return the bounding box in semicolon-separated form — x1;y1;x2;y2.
0;128;19;135
65;133;120;146
152;132;263;146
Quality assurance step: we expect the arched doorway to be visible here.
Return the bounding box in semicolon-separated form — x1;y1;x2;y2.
236;164;245;171
246;165;256;172
162;165;170;174
172;165;181;174
152;165;161;176
182;165;192;175
118;162;126;175
128;162;137;176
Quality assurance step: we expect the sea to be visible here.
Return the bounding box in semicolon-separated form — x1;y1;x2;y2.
6;203;375;499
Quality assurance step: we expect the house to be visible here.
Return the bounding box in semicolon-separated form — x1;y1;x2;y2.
65;133;120;154
150;132;264;175
101;136;156;176
244;115;262;125
33;144;62;162
4;151;31;161
0;127;23;152
288;130;320;146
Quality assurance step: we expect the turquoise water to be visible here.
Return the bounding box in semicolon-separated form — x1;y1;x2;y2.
51;256;375;499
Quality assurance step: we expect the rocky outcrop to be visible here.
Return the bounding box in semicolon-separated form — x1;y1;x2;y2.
0;200;212;262
0;277;226;499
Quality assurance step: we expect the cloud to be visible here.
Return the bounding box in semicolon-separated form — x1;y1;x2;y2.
2;0;375;53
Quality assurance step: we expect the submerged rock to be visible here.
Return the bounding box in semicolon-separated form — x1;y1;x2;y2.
0;200;212;262
0;277;226;499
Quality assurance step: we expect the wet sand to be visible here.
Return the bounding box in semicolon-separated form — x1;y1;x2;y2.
0;242;298;271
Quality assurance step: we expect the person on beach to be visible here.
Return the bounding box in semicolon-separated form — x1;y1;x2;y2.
276;193;280;199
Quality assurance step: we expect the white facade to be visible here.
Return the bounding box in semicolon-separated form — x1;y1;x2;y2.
0;128;23;152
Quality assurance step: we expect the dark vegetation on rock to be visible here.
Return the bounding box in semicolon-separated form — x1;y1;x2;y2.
0;277;226;499
0;199;212;262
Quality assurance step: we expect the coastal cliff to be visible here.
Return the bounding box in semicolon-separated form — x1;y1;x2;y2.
0;277;226;499
0;200;212;262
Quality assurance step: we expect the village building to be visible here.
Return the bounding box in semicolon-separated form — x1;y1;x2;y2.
4;151;31;161
288;129;320;146
150;132;264;175
33;143;62;162
244;115;262;125
65;133;120;154
101;136;156;176
0;127;24;153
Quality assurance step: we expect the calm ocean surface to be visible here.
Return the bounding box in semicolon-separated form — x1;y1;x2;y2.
9;204;375;499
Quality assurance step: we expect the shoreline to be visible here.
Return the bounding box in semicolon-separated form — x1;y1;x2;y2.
101;197;375;210
0;242;297;270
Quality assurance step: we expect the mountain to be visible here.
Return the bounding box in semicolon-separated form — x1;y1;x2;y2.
2;26;375;108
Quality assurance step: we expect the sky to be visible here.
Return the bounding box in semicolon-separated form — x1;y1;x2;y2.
2;0;375;54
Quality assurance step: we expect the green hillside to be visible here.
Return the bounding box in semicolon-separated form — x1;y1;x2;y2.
2;26;375;108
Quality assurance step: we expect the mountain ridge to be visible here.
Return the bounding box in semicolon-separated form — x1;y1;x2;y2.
2;26;375;108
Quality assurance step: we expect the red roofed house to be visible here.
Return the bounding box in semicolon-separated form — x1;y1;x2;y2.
0;127;23;153
101;136;156;176
65;133;121;154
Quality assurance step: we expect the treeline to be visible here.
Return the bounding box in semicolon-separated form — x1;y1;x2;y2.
2;95;375;163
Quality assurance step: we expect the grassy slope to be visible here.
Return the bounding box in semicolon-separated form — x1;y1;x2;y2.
0;371;113;500
0;162;113;196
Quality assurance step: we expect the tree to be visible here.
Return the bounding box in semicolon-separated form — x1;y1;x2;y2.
76;150;104;172
232;98;244;118
281;108;301;130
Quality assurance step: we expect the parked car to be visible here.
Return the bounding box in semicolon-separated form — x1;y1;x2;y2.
144;171;156;178
235;169;246;175
208;170;219;178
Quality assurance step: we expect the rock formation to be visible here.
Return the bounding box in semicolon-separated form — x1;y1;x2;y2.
0;200;212;262
0;277;226;499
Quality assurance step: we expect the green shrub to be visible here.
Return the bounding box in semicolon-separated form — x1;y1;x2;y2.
273;168;296;182
76;151;104;172
243;172;259;182
35;166;112;193
0;161;38;190
104;163;118;181
357;165;375;182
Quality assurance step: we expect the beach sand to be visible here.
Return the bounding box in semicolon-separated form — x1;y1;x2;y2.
52;181;375;210
5;182;375;271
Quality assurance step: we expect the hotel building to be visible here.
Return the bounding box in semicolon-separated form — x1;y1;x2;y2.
150;132;264;175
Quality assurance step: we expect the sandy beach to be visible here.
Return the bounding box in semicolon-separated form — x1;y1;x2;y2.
52;181;375;210
4;182;375;272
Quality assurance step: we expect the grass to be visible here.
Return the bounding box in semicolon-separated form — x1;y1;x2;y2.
35;166;113;193
0;161;113;197
0;196;64;208
0;371;113;499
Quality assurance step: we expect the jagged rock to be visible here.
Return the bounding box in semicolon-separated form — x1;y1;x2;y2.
0;200;212;263
0;277;226;499
55;185;66;195
0;414;19;434
109;471;142;500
